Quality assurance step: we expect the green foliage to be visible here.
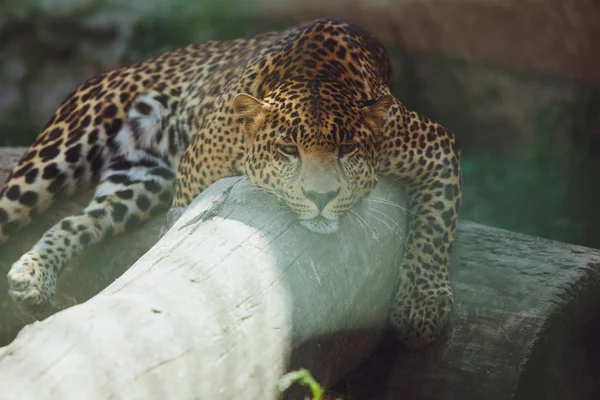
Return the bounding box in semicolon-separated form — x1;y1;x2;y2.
460;98;587;244
390;49;593;244
127;0;287;60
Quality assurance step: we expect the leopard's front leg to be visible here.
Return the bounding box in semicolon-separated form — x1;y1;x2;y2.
378;98;461;350
7;93;181;312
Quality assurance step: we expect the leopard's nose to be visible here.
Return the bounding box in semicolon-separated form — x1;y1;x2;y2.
302;187;340;211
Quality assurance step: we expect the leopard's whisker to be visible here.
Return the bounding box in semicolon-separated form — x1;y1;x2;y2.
365;207;407;240
349;210;370;238
366;197;418;218
363;207;417;257
350;209;378;237
363;209;401;238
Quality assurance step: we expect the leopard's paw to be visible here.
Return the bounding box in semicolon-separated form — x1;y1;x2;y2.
7;252;56;312
389;288;453;350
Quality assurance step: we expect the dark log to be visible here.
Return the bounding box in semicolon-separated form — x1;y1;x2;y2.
346;222;600;400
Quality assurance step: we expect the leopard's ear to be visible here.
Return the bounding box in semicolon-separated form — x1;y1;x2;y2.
232;93;270;137
363;95;394;131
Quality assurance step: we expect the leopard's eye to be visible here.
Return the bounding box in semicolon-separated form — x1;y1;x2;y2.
277;144;299;157
339;142;358;157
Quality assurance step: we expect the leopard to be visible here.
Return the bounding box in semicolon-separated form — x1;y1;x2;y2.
0;19;461;351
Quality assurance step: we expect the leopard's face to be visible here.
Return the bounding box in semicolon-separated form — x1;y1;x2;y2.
233;81;393;234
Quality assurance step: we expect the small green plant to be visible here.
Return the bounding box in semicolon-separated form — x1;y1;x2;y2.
278;368;325;400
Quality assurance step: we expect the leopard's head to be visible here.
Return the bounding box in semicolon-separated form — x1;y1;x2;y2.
233;79;393;234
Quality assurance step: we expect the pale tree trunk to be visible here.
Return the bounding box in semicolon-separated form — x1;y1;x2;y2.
0;170;408;400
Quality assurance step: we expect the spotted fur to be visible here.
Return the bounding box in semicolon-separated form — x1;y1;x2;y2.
1;19;461;349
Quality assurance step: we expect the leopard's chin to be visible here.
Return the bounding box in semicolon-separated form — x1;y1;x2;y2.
299;216;339;235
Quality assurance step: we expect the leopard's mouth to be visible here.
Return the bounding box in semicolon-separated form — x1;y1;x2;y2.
299;216;339;235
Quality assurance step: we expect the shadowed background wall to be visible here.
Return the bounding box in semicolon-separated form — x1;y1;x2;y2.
1;0;599;246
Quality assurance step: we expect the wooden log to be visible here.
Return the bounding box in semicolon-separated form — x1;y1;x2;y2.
0;172;409;400
3;146;600;399
373;222;600;400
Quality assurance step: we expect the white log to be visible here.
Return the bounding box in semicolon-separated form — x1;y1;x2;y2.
0;176;407;400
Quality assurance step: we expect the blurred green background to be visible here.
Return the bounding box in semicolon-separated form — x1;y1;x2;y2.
1;0;599;247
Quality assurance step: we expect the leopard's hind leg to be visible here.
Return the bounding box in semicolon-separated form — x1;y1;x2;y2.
7;93;188;312
0;78;122;245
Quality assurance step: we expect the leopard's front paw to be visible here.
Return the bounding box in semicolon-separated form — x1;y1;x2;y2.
7;252;56;312
390;288;453;350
